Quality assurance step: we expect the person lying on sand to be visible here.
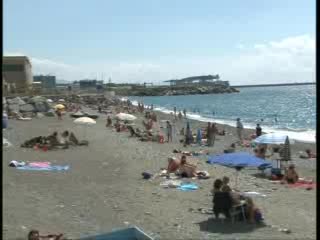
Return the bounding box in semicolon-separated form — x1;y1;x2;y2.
299;149;317;159
282;164;299;184
21;136;46;148
28;230;66;240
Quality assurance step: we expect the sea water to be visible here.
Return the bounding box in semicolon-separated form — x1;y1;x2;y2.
128;85;316;143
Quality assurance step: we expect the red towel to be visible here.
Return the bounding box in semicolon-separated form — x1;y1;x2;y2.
287;182;316;189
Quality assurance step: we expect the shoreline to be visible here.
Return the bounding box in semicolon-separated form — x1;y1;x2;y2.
122;98;316;145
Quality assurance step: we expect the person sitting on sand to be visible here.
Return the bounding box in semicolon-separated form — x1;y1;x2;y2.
246;197;263;224
45;132;60;149
59;131;69;149
221;176;232;192
224;143;236;153
300;149;317;159
142;119;153;131
106;116;112;127
283;164;299;184
211;178;223;195
167;157;181;173
68;132;79;145
114;119;121;132
178;155;197;178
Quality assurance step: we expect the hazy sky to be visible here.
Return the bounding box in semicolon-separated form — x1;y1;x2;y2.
4;0;315;84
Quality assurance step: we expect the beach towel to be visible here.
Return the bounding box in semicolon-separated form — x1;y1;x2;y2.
287;182;316;189
17;165;70;171
242;191;267;197
177;182;198;191
29;162;51;168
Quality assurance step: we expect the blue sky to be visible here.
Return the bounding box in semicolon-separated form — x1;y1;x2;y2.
4;0;315;84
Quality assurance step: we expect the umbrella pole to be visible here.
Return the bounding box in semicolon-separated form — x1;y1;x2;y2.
235;170;239;190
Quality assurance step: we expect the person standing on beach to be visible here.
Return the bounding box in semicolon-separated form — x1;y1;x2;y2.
256;124;262;137
56;109;62;120
206;122;212;146
210;123;217;146
185;122;192;145
178;111;182;120
166;121;173;142
236;118;244;142
174;107;177;119
183;109;187;118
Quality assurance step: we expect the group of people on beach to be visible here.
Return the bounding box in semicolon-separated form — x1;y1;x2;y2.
212;177;263;224
21;130;87;150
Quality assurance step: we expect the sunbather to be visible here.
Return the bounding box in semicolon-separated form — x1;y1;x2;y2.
45;132;60;149
21;136;46;148
246;197;263;224
224;143;236;153
167;157;181;173
68;132;79;145
178;155;197;178
300;149;317;159
28;229;65;240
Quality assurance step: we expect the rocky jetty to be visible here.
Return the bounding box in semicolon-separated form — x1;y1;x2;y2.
114;84;239;96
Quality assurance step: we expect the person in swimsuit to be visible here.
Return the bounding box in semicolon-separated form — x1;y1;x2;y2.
283;164;299;184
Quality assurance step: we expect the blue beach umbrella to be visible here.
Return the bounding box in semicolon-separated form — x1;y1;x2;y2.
207;152;272;169
207;152;272;188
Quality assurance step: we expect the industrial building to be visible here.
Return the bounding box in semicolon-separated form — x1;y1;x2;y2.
2;56;33;93
34;75;56;89
164;75;229;87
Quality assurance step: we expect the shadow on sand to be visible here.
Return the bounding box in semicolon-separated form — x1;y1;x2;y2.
197;218;267;234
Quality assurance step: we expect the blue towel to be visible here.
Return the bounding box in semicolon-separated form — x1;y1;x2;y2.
177;182;198;191
16;165;70;171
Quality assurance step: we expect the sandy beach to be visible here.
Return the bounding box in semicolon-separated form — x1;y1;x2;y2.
3;103;317;240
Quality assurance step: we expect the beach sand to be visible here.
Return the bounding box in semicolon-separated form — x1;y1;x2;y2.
3;106;316;239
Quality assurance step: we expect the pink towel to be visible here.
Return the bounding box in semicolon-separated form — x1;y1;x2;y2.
287;182;316;189
29;162;51;168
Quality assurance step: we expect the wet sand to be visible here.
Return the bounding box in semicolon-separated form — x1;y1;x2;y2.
3;107;316;239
